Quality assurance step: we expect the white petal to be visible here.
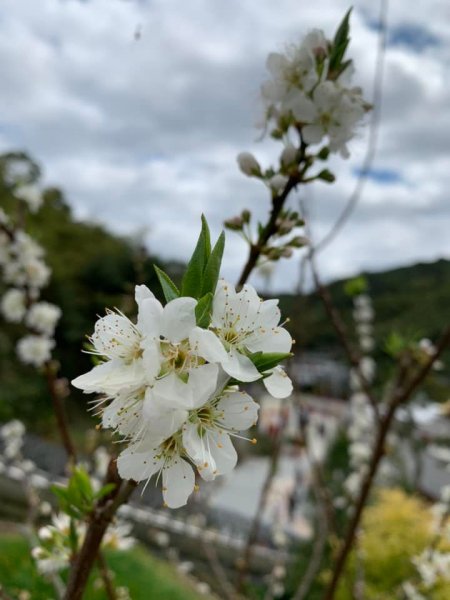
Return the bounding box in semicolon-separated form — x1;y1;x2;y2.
182;423;217;481
71;359;145;395
137;297;163;337
117;447;162;482
143;376;189;438
141;340;162;381
287;92;316;122
263;367;293;399
187;363;219;409
135;284;155;305
222;348;260;382
189;327;228;363
161;297;197;343
102;394;143;438
208;431;237;475
215;391;259;430
211;280;237;329
255;299;281;329
162;458;195;508
144;401;187;440
302;124;324;144
246;326;292;354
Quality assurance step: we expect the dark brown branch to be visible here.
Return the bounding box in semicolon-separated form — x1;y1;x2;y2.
236;143;307;290
64;466;136;600
322;326;450;600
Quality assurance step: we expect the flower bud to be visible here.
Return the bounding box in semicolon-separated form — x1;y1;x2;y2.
267;174;289;194
237;152;261;177
224;216;244;231
317;146;330;160
288;236;308;248
317;169;335;183
280;143;297;167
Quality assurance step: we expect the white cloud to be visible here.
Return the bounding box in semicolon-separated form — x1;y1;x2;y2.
0;0;449;291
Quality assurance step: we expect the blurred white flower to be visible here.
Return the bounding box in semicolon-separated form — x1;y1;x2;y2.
15;184;42;212
26;302;61;336
17;334;54;367
1;288;27;322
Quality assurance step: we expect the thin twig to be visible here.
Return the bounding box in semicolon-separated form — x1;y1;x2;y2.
236;429;284;593
201;539;238;600
44;362;77;464
97;551;117;600
236;142;308;289
292;455;329;600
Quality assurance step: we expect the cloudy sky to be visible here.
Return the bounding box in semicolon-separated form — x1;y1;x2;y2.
0;0;449;291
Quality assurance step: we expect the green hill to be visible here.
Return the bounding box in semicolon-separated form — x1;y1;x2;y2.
278;259;450;353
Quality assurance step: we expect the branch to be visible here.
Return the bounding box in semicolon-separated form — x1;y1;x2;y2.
236;429;283;593
236;143;307;289
322;326;450;599
64;463;136;600
44;361;77;464
97;551;117;600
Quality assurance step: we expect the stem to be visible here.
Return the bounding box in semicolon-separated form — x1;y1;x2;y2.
44;361;77;464
64;477;136;600
322;327;450;599
236;143;307;290
236;430;283;592
97;551;117;600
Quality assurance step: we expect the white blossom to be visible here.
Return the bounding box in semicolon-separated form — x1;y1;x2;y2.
15;184;42;212
0;288;27;322
25;301;61;336
118;385;259;507
190;280;292;389
17;334;54;367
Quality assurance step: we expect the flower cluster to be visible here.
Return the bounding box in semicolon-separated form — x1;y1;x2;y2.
0;195;61;368
32;513;134;575
345;293;377;501
73;271;293;508
260;17;369;158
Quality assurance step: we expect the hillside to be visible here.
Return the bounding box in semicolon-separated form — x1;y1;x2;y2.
278;259;450;353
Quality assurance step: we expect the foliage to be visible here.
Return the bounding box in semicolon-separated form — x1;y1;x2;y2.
0;533;208;599
334;488;450;599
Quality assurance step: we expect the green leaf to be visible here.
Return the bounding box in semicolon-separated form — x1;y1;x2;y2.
344;276;368;297
94;483;117;501
201;231;225;296
195;292;213;328
181;215;212;298
154;265;180;302
69;518;79;554
329;8;352;72
51;484;70;505
249;351;293;373
72;466;93;501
